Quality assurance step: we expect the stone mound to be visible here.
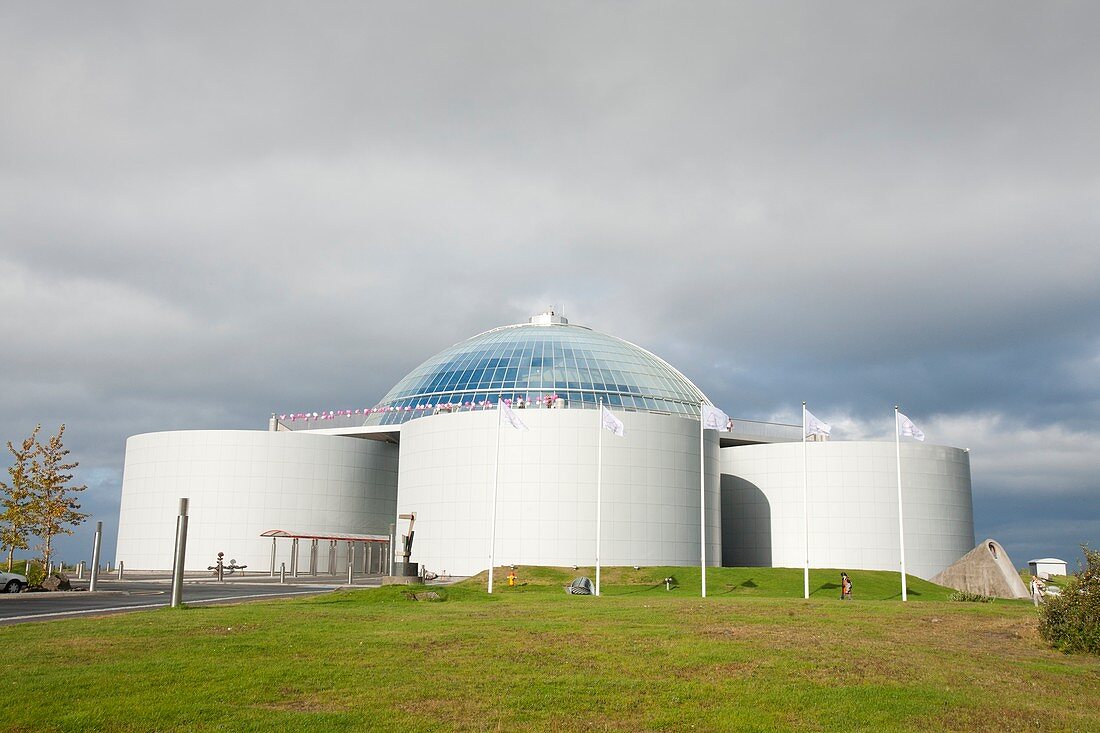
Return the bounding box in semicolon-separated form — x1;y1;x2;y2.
931;539;1030;599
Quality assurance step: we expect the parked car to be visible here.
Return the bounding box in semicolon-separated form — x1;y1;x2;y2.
0;571;28;593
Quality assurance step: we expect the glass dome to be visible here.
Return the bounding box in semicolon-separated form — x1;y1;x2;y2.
365;312;711;425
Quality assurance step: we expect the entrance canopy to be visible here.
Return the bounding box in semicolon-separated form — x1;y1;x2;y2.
260;529;390;543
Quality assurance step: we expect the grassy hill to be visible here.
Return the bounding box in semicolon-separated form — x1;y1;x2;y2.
477;565;957;601
2;568;1096;732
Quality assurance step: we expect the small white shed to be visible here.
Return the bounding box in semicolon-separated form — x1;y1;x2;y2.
1028;558;1068;579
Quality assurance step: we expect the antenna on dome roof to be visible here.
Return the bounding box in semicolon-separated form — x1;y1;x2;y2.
530;307;568;326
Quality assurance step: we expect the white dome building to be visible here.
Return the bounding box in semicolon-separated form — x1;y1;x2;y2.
115;311;974;579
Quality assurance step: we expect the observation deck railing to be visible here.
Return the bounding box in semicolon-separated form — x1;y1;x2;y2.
273;401;802;442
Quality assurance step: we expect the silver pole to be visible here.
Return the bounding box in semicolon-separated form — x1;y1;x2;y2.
169;498;189;608
117;561;124;580
803;402;810;599
270;537;276;577
291;539;299;578
388;523;396;576
699;401;707;599
347;562;354;585
488;401;502;593
280;562;285;584
895;406;908;602
88;521;103;592
596;398;603;597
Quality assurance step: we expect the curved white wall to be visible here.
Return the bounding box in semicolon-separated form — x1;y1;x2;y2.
115;430;398;571
396;410;721;577
720;441;973;579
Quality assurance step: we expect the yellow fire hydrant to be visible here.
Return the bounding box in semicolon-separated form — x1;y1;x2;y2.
507;570;517;587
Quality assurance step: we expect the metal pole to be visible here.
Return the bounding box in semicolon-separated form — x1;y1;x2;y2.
291;538;299;578
280;562;285;584
310;539;318;576
89;522;103;592
699;401;707;599
489;402;502;593
391;521;400;572
170;499;190;607
117;561;124;580
270;537;276;577
596;399;603;597
77;561;84;580
895;406;908;602
347;562;354;585
329;541;336;575
803;402;810;600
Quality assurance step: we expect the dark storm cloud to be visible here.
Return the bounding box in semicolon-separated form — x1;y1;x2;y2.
1;2;1097;565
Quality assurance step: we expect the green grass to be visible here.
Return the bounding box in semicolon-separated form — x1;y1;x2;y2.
489;565;957;601
2;568;1097;732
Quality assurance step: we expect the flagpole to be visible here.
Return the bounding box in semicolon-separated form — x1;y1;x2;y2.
895;405;908;602
803;401;809;600
595;399;603;597
488;399;502;594
699;400;707;599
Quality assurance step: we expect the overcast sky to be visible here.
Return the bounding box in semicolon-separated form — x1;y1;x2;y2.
2;2;1097;570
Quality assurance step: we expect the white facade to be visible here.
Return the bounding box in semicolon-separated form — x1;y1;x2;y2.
115;430;398;571
396;409;721;577
720;441;973;579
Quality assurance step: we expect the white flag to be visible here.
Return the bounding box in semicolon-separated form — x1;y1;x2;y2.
805;409;831;438
897;412;924;441
600;406;625;437
701;404;730;431
499;401;529;431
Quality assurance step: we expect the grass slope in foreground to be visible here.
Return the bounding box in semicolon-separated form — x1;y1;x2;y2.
3;567;1097;733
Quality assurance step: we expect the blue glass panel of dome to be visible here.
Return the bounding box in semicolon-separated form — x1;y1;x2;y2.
362;318;711;426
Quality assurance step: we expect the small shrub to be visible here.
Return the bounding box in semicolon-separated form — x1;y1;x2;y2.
1039;545;1100;655
949;590;994;603
25;563;45;588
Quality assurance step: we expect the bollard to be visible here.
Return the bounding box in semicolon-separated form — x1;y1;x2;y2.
76;561;84;580
117;561;124;580
106;561;111;573
170;498;190;609
347;563;354;585
279;562;286;584
89;522;103;592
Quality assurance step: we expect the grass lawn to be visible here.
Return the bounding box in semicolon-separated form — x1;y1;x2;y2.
4;566;1098;732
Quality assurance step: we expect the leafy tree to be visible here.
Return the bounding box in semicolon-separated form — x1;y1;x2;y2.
1039;544;1100;655
28;425;87;573
0;425;40;572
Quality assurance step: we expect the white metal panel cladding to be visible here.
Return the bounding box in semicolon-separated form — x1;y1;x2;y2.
395;409;722;577
115;430;398;571
720;441;974;580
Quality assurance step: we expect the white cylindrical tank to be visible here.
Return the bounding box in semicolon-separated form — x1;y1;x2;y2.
115;430;398;571
720;441;973;579
396;409;721;577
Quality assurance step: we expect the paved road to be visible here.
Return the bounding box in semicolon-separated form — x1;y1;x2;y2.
0;577;377;625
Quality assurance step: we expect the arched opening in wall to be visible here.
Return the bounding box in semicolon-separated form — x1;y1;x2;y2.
720;475;771;567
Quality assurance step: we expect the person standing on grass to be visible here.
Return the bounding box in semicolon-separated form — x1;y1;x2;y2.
841;572;852;600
